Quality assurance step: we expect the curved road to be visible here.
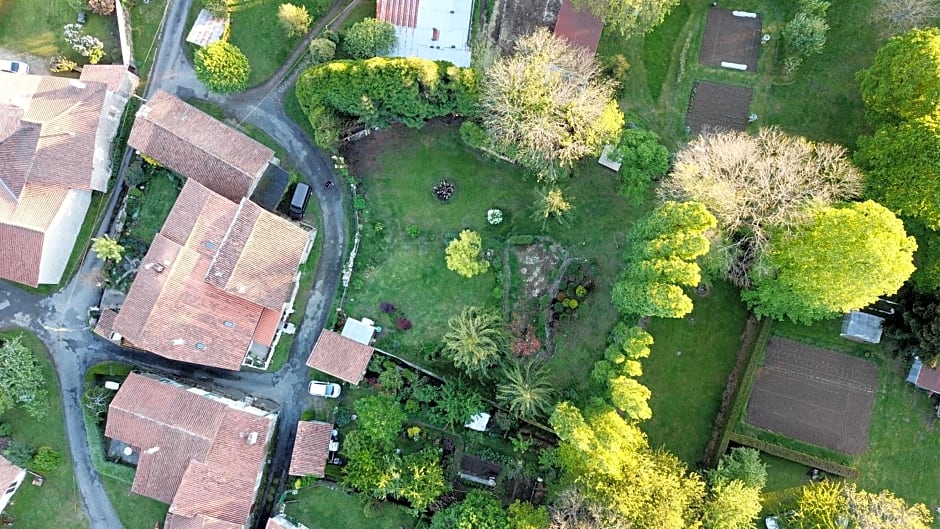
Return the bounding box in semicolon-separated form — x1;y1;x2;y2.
0;1;350;527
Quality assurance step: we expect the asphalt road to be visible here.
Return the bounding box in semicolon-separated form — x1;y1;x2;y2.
0;0;350;526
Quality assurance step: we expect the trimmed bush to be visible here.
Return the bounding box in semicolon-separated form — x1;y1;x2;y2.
194;41;250;94
308;38;336;64
342;17;397;59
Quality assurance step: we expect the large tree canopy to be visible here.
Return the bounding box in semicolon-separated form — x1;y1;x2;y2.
612;201;716;319
570;0;680;36
856;117;940;229
193;41;250;94
661;127;862;286
743;200;916;323
857;27;940;123
0;335;48;419
479;28;623;179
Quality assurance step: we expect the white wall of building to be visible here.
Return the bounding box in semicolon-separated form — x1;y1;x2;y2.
0;468;26;514
37;189;92;284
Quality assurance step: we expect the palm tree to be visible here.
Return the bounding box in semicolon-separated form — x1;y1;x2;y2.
441;306;507;377
497;360;556;421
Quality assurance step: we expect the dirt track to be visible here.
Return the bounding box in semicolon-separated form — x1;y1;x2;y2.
745;338;878;455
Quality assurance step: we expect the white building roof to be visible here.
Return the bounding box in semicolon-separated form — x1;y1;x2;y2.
341;317;377;345
379;0;473;67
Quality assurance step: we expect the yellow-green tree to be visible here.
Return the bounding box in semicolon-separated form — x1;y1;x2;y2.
441;306;506;377
743;200;916;323
445;230;489;278
277;3;312;37
91;235;124;263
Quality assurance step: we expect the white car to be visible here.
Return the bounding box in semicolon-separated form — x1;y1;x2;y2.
765;516;779;529
308;381;341;398
0;60;29;75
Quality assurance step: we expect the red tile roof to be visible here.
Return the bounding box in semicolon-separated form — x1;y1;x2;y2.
554;0;604;53
105;373;274;529
377;0;419;28
305;330;374;384
205;200;310;310
916;363;940;393
93;308;119;339
0;70;131;286
289;421;332;477
128;91;274;203
113;179;308;370
0;455;23;490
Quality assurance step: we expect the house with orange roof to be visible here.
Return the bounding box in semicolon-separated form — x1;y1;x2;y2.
553;0;604;54
0;454;26;515
128;90;275;203
305;327;376;384
105;373;276;529
105;179;314;370
0;65;138;286
288;421;334;478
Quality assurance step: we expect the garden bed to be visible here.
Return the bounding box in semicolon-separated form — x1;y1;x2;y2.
698;8;762;72
685;81;753;134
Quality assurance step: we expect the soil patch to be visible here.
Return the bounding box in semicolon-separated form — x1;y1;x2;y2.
685;81;753;134
488;0;560;54
745;338;878;455
698;8;762;72
513;242;564;301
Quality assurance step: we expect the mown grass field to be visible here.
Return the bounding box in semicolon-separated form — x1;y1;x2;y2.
0;330;88;529
0;0;120;63
285;485;419;529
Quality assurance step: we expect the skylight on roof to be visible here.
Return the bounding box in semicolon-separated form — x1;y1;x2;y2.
224;321;235;328
195;342;206;350
205;241;216;250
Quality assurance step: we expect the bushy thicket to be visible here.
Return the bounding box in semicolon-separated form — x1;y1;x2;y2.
295;57;478;149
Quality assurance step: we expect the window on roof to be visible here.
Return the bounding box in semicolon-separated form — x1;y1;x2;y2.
195;342;206;350
224;321;235;328
432;28;440;41
205;241;216;250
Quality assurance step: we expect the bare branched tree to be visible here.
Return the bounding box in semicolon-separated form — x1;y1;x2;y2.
871;0;940;37
480;28;623;180
660;127;862;286
550;489;629;529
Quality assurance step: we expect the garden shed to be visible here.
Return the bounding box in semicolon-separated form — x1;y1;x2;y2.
840;310;884;344
907;358;940;395
289;421;334;477
305;330;375;384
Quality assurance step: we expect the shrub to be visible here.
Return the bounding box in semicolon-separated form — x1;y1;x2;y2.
396;317;413;330
434;180;456;201
783;11;829;58
611;128;670;202
194;41;250;94
487;208;504;225
203;0;229;17
308;38;336;64
3;441;33;468
49;55;77;73
278;3;312;38
0;424;10;438
459;120;487;149
30;447;63;472
88;0;115;15
406;224;421;238
379;301;396;313
342;17;397;59
63;24;105;64
445;230;489;278
509;235;535;245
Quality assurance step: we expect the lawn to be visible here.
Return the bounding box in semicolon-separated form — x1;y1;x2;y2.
127;0;169;82
101;475;169;528
0;330;88;529
640;281;749;465
126;170;182;245
285;485;419;529
0;0;121;64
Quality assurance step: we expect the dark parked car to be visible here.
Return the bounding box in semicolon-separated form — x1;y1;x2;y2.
288;182;310;220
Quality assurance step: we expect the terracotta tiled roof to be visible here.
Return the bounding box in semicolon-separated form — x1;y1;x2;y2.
165;513;242;529
205;200;309;310
289;421;332;477
916;363;940;393
0;455;23;489
266;515;307;529
0;71;124;286
105;374;274;529
128;91;274;202
113;179;308;370
78;64;135;94
377;0;419;27
93;309;119;339
553;0;604;53
305;330;374;384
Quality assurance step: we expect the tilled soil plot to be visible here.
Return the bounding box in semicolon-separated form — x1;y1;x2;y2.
488;0;561;54
685;81;753;134
698;8;762;72
745;338;878;455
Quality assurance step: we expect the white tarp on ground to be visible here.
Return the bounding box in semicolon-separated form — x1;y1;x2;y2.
388;0;473;67
186;9;228;47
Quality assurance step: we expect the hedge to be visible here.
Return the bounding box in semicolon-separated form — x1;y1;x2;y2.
84;411;137;483
728;432;858;478
295;57;478;149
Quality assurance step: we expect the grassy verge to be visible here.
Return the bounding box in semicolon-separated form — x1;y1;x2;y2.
127;0;169;84
225;0;330;86
126;171;181;245
0;330;88;528
284;485;418;528
100;475;169;528
335;0;376;31
640;280;749;465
